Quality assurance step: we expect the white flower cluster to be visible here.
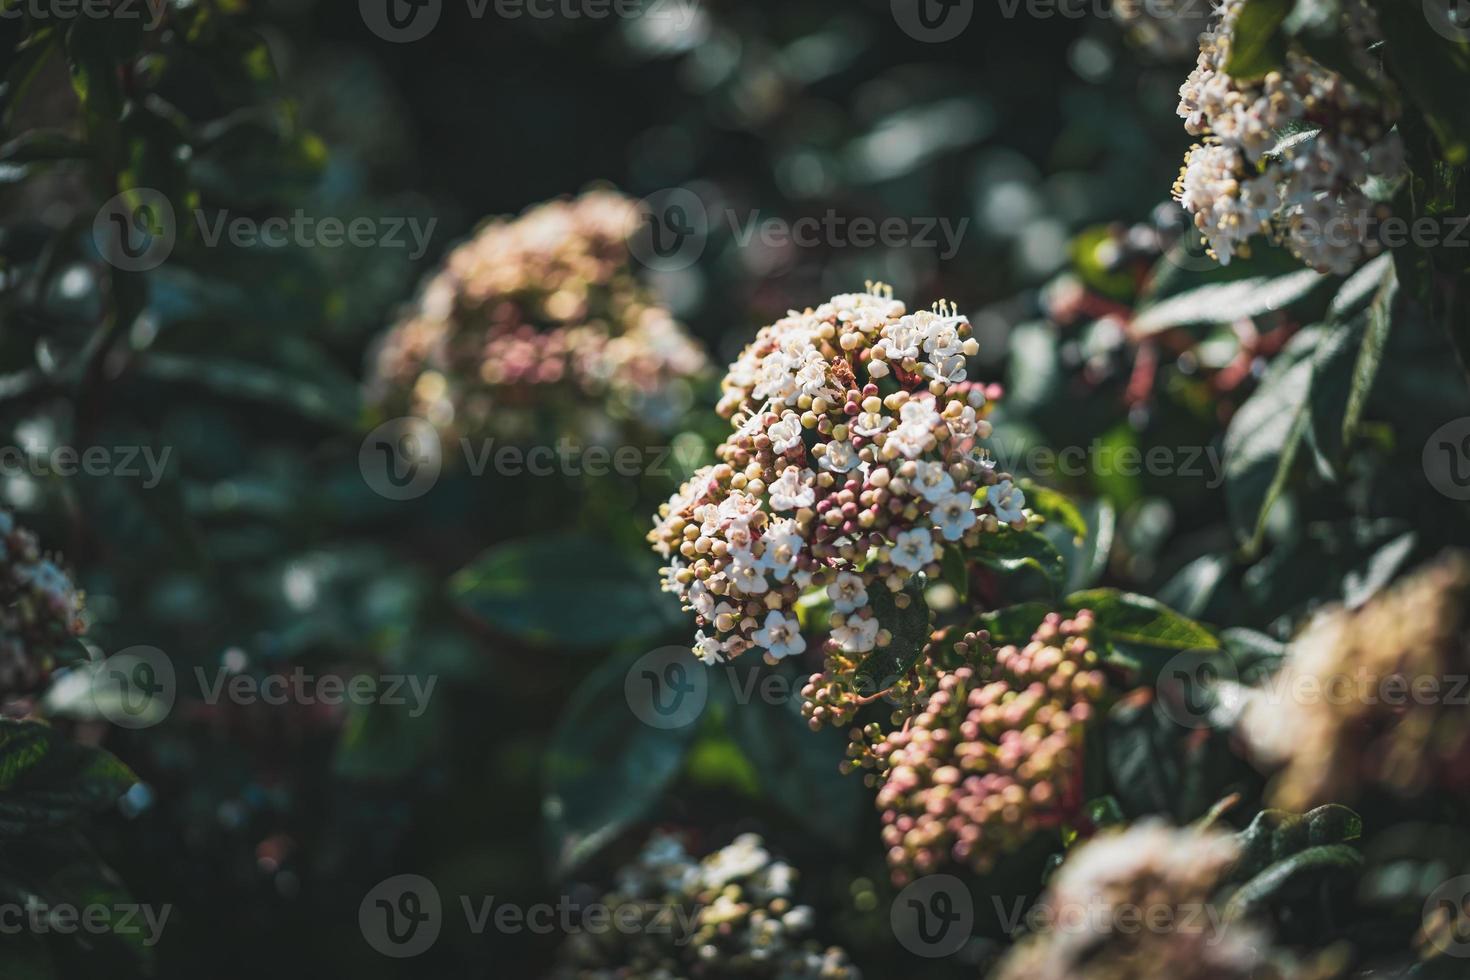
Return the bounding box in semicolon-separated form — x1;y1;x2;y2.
554;831;860;979
1173;0;1402;274
650;286;1023;667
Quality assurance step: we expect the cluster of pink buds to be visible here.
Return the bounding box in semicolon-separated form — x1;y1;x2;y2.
1172;0;1401;273
369;189;706;444
650;285;1025;668
0;509;86;695
853;612;1106;883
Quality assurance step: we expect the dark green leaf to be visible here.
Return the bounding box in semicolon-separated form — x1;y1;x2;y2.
544;651;699;873
728;685;864;848
451;533;680;649
1133;268;1329;335
0;722;136;837
1224;324;1356;552
1226;844;1363;920
970;526;1067;596
1223;0;1292;80
854;584;931;689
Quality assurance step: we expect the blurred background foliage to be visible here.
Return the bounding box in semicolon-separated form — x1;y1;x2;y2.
2;0;1469;977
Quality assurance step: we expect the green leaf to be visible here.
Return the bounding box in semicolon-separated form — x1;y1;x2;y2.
1223;0;1292;80
854;584;931;689
451;533;679;649
1156;554;1230;619
939;541;969;602
544;651;699;874
727;685;864;848
1341;259;1397;448
1068;589;1219;652
0;722;136;837
1226;844;1363;921
1019;481;1087;543
1132;268;1329;335
1102;692;1251;821
137;353;360;429
1223;324;1357;553
1370;0;1470;163
971;526;1067;596
971;602;1052;646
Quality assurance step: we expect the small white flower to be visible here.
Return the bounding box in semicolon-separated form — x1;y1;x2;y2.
759;519;803;581
767;412;803;454
826;571;868;613
890;527;937;572
718;491;760;526
688;580;716;619
987;479;1026;524
930;491;977;541
769;466;816;512
914;461;956;502
922;351;967;384
661;560;685;594
730;560;770;595
899;398;941;430
693;631;724;665
820;440;860;474
725;522;753;553
753;610;805;661
885;423;930;460
832;615;879;653
851;411;892;437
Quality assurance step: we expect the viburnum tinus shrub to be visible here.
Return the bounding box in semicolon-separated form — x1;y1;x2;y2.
553;830;860;979
648;285;1016;671
0;508;87;696
368;189;707;445
1172;0;1402;273
846;612;1108;883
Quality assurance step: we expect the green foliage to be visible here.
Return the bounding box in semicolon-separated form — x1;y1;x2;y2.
451;534;679;649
